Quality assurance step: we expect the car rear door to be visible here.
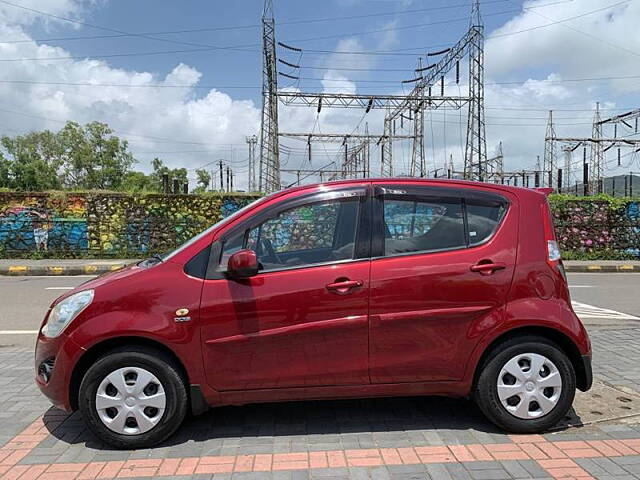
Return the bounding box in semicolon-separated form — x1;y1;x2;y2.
369;183;518;383
199;186;373;391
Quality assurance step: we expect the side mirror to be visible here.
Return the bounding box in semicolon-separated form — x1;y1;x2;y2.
227;249;259;279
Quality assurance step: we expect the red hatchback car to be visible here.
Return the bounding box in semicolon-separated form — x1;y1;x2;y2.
35;179;592;448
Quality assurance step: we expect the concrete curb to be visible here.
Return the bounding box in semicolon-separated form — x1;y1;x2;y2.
564;264;640;273
0;263;130;276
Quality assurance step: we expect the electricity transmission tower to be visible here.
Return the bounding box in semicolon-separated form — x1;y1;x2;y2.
259;0;280;193
246;135;258;192
545;104;640;194
260;0;488;188
382;0;486;180
464;0;487;180
543;110;557;188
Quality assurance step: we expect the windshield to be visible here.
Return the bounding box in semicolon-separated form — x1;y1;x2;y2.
162;197;263;261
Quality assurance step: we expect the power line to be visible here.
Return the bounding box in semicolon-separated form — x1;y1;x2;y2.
501;0;640;59
0;1;594;62
0;1;516;45
2;73;639;90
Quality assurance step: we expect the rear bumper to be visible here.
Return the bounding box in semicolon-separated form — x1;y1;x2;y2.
579;353;593;392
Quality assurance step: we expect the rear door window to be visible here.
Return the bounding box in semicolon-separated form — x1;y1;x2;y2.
465;201;507;246
383;198;466;255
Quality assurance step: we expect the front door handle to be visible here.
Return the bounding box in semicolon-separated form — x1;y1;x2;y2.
326;279;363;294
470;262;507;275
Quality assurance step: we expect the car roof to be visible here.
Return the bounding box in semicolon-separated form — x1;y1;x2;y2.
274;177;536;198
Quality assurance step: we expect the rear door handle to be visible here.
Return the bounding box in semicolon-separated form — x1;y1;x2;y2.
326;279;363;294
470;262;507;275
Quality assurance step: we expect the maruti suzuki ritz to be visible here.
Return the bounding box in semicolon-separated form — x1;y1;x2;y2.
35;179;592;448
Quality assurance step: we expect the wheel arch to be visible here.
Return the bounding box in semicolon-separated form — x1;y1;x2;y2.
472;326;590;392
69;336;189;411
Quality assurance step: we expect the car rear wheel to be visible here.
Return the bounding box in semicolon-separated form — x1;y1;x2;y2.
474;336;576;433
78;346;188;449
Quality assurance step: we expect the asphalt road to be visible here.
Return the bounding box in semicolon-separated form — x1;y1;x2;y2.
0;272;638;348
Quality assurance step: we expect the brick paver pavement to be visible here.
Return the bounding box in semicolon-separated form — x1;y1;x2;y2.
1;327;640;479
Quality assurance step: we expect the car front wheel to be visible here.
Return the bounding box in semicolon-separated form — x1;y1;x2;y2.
78;346;188;449
474;336;576;433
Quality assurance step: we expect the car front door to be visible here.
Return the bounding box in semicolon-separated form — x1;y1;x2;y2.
199;187;372;391
369;184;518;383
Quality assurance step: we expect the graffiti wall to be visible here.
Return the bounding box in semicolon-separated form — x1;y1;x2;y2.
0;192;638;259
0;192;259;257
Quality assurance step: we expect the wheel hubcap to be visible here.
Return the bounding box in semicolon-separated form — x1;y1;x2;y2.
497;353;562;420
95;367;166;435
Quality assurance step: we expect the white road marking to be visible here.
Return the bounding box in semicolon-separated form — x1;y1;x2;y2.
0;330;38;335
45;287;74;290
572;301;640;321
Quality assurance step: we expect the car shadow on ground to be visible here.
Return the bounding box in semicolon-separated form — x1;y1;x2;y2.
42;395;582;452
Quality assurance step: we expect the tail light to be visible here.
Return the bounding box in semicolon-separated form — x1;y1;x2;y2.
547;240;561;262
541;200;567;282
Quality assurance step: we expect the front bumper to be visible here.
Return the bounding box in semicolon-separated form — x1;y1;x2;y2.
35;332;84;412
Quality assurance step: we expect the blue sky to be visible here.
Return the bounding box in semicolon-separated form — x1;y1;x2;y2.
24;0;533;103
1;0;639;189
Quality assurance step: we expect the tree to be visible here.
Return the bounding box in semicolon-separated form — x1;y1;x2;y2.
0;130;63;191
59;121;135;190
149;158;188;193
193;169;211;193
121;171;156;192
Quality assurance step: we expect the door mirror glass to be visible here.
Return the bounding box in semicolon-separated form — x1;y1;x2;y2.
227;249;259;278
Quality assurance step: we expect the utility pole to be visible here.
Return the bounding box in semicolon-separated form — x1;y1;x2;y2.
246;135;258;192
226;166;231;193
219;160;224;193
162;173;169;194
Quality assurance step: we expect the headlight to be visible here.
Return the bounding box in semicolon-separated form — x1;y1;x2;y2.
42;290;94;338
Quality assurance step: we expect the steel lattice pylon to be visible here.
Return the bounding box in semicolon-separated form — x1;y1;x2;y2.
544;110;557;188
463;0;487;180
590;102;604;193
259;0;281;193
381;108;393;176
410;107;425;177
246;135;258;192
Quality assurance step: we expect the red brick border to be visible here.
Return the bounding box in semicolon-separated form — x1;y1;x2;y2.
3;418;640;479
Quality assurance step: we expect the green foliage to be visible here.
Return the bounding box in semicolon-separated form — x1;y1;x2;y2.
561;249;636;261
549;195;639;260
0;121;136;192
193;169;211;194
148;158;187;193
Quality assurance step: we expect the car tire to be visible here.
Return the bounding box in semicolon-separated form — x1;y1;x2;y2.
474;336;576;433
78;346;188;449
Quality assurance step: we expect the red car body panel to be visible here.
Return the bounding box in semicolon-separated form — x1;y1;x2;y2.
34;179;592;413
199;259;371;390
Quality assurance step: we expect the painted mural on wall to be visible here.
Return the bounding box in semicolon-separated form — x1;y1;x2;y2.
0;192;638;258
0;194;88;254
0;192;259;257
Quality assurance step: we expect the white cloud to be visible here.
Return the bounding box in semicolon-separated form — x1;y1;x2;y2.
0;5;263;190
2;0;640;190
